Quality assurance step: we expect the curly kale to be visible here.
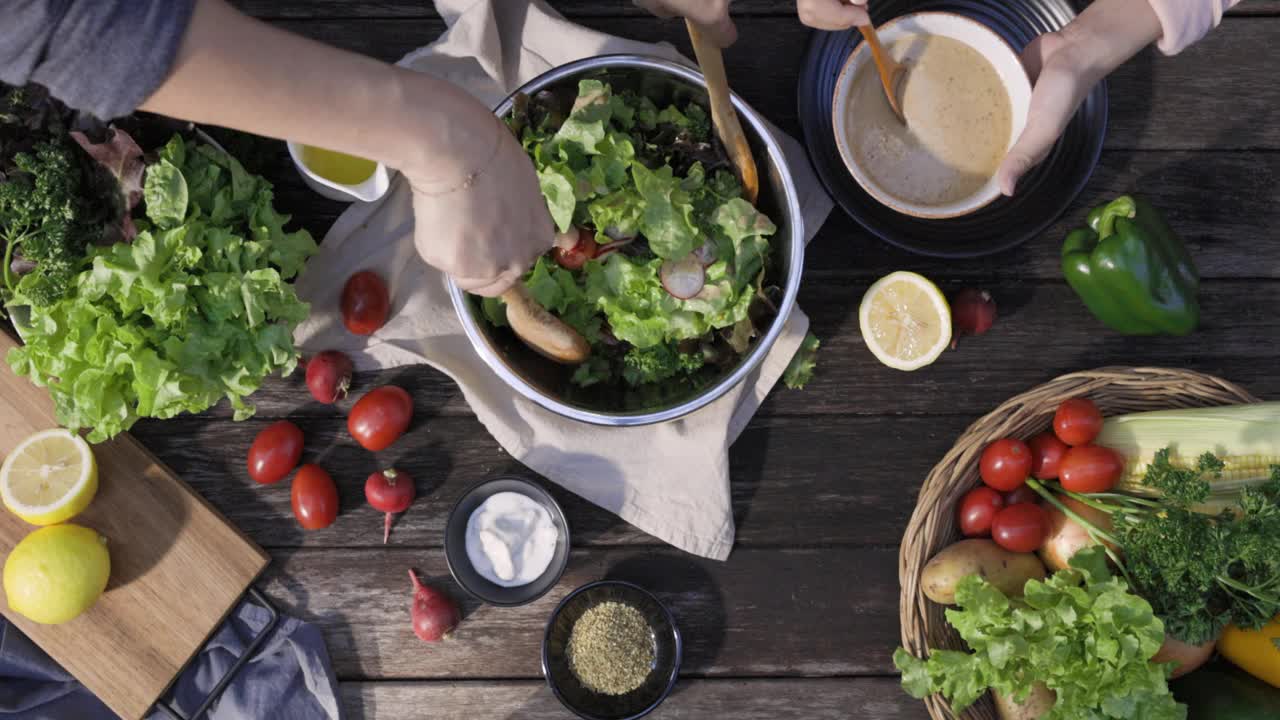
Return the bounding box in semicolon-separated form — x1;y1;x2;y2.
621;343;704;386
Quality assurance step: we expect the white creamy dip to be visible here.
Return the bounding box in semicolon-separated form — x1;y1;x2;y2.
465;492;559;587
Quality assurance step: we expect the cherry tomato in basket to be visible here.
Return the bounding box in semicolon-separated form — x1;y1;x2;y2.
1003;484;1040;507
1028;431;1069;480
958;486;1004;537
1059;445;1124;494
991;503;1048;553
552;227;599;271
247;420;304;485
348;385;413;451
341;270;390;336
979;438;1032;492
1053;398;1104;446
291;464;339;530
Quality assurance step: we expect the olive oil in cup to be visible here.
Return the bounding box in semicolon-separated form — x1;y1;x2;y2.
287;141;392;203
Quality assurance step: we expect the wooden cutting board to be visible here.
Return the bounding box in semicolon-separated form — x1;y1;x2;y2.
0;331;269;719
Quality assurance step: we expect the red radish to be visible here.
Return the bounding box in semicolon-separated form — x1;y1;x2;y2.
553;227;580;250
692;240;718;267
366;468;415;544
659;255;706;299
551;227;599;271
950;289;997;348
306;351;354;404
408;569;460;643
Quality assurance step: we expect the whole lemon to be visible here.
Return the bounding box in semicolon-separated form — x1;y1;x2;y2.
4;524;110;625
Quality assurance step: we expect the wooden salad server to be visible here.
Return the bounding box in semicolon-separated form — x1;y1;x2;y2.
501;284;590;364
685;20;760;204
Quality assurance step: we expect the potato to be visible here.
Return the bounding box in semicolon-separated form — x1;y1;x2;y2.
993;683;1056;720
922;539;1047;604
1038;497;1118;573
1152;634;1216;679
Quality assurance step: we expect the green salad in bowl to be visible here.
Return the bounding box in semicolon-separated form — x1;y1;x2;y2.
473;68;801;417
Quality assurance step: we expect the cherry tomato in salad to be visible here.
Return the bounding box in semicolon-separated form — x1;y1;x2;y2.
958;486;1004;537
1059;445;1124;494
1003;484;1039;507
551;227;599;271
341;271;390;336
991;503;1048;553
1053;398;1104;446
291;464;339;530
1028;431;1069;480
348;386;413;451
247;420;304;485
979;438;1032;492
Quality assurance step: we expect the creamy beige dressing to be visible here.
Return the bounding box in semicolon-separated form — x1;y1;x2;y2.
846;34;1012;207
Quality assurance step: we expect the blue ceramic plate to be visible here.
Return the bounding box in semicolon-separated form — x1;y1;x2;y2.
798;0;1108;257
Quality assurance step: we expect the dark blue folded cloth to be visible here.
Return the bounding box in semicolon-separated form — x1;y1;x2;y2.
0;601;340;720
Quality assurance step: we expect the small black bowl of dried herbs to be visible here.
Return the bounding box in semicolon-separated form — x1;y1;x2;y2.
542;581;682;720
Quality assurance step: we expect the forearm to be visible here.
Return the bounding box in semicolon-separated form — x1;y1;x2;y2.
140;0;493;184
1059;0;1163;85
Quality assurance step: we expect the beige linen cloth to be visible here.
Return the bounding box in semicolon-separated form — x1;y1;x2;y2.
291;0;833;560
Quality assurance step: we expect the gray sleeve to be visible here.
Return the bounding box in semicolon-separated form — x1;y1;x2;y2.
0;0;197;120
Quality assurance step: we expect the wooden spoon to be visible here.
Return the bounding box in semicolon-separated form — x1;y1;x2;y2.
500;284;590;364
858;24;907;124
685;20;759;204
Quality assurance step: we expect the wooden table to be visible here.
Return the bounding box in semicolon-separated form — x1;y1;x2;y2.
128;2;1280;717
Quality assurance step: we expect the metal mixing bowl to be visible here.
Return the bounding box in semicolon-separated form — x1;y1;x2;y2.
448;55;805;426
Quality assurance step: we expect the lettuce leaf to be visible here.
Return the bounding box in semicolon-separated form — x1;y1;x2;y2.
8;135;314;441
632;163;700;259
893;547;1184;720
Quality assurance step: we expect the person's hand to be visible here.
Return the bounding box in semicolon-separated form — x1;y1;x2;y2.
796;0;870;30
401;91;554;297
995;30;1100;196
634;0;737;46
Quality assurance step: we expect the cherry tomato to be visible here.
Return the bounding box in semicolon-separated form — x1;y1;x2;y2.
291;464;339;530
979;438;1032;492
341;271;390;336
991;503;1048;553
1028;431;1069;480
958;486;1004;537
247;420;304;485
552;227;599;271
1059;445;1124;494
1003;484;1039;507
348;386;413;451
1054;398;1104;446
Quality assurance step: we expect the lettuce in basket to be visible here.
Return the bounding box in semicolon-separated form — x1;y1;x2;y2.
9;135;315;441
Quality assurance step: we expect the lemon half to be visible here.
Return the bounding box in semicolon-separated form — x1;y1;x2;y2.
858;271;952;371
1;429;99;526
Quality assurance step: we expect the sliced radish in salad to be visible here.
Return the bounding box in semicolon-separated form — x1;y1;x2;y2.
660;255;706;299
693;240;718;267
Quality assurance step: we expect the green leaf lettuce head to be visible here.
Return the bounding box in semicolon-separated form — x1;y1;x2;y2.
8;134;316;442
894;547;1185;720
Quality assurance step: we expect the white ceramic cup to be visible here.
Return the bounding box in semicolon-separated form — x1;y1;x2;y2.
832;12;1032;219
286;141;393;203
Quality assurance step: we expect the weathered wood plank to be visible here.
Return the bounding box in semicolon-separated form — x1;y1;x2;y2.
339;678;928;720
262;150;1280;283
260;547;903;679
235;0;1280;19
133;414;963;548
245;16;1280;152
172;279;1278;427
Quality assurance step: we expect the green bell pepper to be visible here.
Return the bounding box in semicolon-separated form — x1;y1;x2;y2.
1061;195;1200;336
1172;661;1280;719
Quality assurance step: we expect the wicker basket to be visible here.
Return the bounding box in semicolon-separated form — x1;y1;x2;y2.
897;367;1260;720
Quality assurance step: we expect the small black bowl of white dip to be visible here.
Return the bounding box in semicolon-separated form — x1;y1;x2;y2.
444;476;570;607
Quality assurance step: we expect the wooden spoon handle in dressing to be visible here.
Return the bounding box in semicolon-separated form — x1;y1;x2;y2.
500;284;590;364
685;20;760;204
857;25;907;124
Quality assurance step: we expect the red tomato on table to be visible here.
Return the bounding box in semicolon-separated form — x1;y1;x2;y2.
247;420;303;485
291;464;339;530
348;386;413;451
341;271;390;335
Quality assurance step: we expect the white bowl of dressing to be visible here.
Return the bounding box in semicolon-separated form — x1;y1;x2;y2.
286;141;393;203
444;476;570;607
832;12;1032;219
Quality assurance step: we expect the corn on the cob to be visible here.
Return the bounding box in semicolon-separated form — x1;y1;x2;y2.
1095;402;1280;498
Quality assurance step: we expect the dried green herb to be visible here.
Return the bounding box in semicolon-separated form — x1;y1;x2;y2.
567;601;655;696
